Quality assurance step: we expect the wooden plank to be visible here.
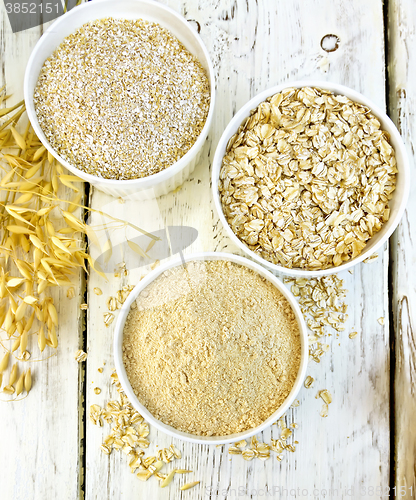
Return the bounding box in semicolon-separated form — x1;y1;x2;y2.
387;0;416;494
0;5;85;499
84;0;390;498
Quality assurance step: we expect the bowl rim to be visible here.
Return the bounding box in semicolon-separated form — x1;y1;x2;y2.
23;0;216;188
113;251;309;445
211;80;410;277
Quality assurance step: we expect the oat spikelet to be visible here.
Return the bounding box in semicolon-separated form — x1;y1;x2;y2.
8;363;18;386
127;240;148;259
38;328;46;352
24;369;32;393
32;146;46;161
49;325;58;348
160;470;176;488
47;302;58;326
0;99;152;401
20;330;28;353
11;338;20;353
180;481;200;491
15;371;24;396
10;126;26;150
0;352;10;373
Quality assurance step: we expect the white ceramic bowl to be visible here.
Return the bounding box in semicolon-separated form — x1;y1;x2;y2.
114;252;308;445
24;0;215;200
212;81;410;277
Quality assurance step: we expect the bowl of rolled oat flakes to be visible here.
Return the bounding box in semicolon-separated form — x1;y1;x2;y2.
24;0;214;200
114;252;308;445
212;81;410;276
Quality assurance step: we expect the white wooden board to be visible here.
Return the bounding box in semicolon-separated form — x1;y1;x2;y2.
3;0;413;498
84;1;391;498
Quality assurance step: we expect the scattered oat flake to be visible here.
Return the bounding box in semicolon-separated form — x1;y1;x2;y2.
91;370;188;487
234;439;247;449
278;417;286;429
228;446;242;455
107;296;118;311
378;317;385;325
364;253;378;263
320;403;329;418
242;449;255;461
104;312;115;327
98;367;103;373
94;387;101;395
75;350;87;362
137;470;152;482
80;303;88;310
67;287;75;299
349;331;358;339
170;444;181;459
281;428;292;440
100;444;111;455
284;275;348;363
94;287;103;296
319;389;332;404
304;375;314;388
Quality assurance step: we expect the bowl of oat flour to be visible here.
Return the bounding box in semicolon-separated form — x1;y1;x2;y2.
24;0;215;200
114;252;308;445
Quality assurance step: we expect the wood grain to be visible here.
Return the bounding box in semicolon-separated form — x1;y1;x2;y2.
0;0;405;498
387;0;416;493
85;1;391;498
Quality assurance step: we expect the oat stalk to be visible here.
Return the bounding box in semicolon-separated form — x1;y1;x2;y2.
0;93;152;399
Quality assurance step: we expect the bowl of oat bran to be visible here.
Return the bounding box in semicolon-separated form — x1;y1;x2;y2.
114;252;308;445
212;81;410;277
24;0;215;200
